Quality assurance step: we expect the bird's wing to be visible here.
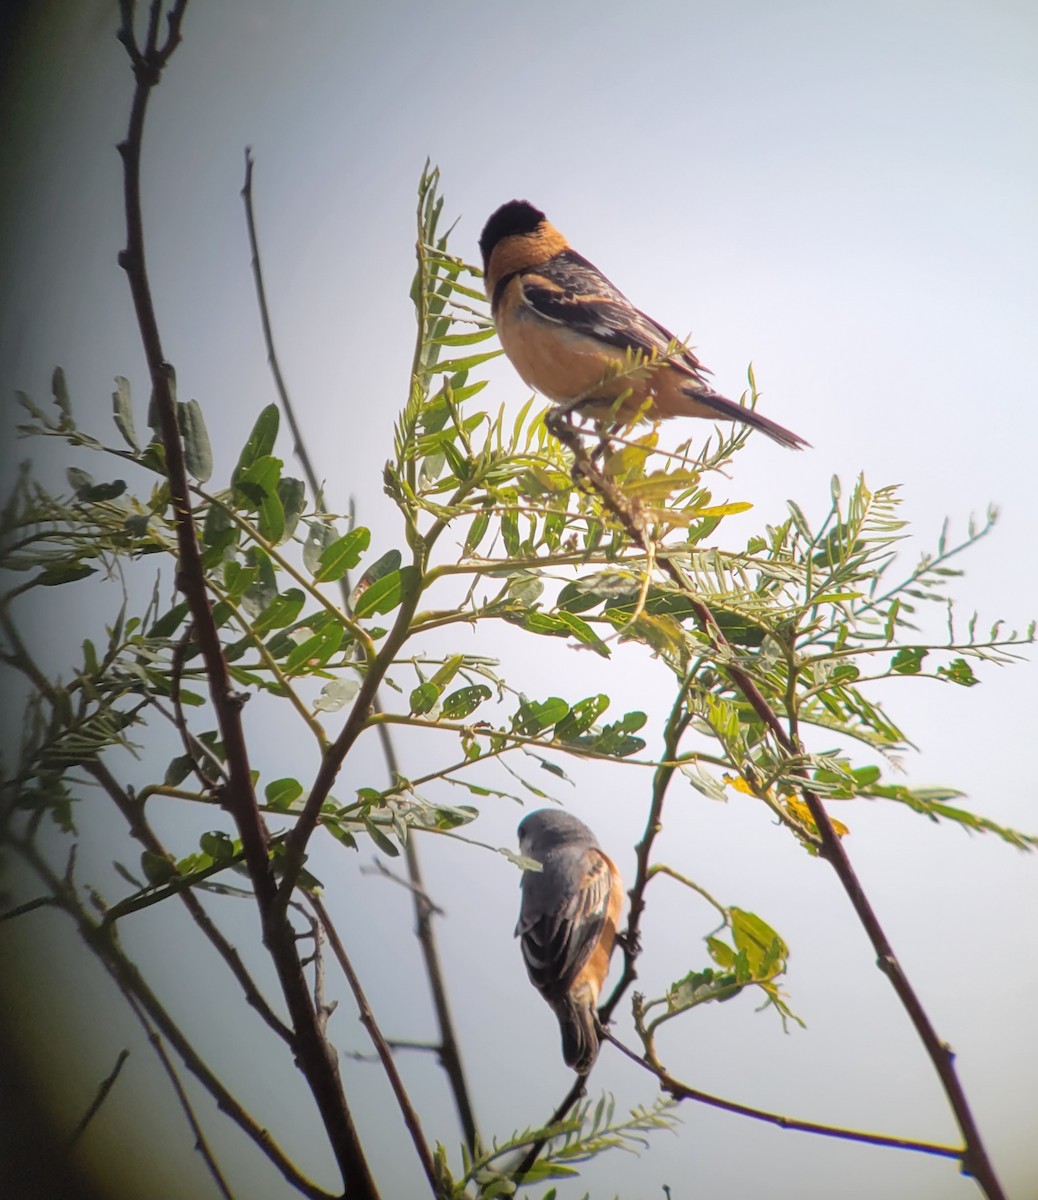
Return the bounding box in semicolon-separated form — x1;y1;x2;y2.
518;248;711;379
517;849;613;997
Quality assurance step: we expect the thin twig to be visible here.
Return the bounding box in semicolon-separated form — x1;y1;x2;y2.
68;1049;131;1146
600;672;693;1023
309;894;441;1198
123;995;236;1200
600;1030;964;1163
359;858;445;916
553;417;1006;1200
86;758;292;1043
510;1076;587;1183
12;831;333;1199
241;149;477;1151
114;8;377;1194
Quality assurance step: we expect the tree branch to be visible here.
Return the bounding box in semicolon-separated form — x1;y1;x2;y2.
11;831;333;1199
68;1049;130;1146
550;416;1006;1200
241;149;477;1151
309;894;441;1198
600;1029;964;1164
114;6;377;1194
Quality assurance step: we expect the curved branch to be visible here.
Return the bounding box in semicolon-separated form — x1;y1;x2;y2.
601;1030;964;1164
551;417;1006;1200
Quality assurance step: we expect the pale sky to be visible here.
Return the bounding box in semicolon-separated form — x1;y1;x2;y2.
2;3;1037;1199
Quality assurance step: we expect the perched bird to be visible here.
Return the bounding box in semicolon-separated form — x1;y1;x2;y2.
479;200;808;448
515;808;624;1074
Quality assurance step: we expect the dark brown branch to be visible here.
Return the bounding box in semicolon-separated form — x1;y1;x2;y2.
551;417;1006;1200
600;675;692;1023
241;150;477;1151
600;1030;964;1163
510;1076;587;1184
12;833;333;1199
114;7;377;1194
69;1049;130;1146
309;895;440;1198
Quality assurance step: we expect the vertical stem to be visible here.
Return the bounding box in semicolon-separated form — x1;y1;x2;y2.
114;5;378;1194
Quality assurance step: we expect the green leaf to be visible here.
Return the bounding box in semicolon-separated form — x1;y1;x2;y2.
555;611;610;657
463;501;492;552
141;851;177;885
937;657;978;687
52;366;72;423
364;819;399;857
233;404;280;483
313;678;359;712
179;399;213;483
354;566;418;618
350;549;402;607
891;647;927;675
148;601;190;639
420;348;501;375
235;455;285;543
284;624;345;673
514;697;570;736
37;562;96;587
241;546;278;616
252;588;306;634
315;527;371;583
265;778;304;811
79;479;128;503
66;467;94;496
163;754;194;787
430;327;496;347
410;681;441;715
112;376;139;450
441;684;492;719
200;830;235;862
555;694;610;740
303;519;336;575
278;477;306;541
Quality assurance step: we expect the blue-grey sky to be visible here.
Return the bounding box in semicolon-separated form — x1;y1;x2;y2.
2;3;1036;1199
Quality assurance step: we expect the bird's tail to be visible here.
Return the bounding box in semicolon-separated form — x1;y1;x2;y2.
553;994;599;1075
678;385;810;450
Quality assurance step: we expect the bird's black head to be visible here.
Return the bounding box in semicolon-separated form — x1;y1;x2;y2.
479;200;546;271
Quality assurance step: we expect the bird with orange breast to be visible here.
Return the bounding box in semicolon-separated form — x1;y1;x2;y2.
480;199;808;449
515;809;625;1074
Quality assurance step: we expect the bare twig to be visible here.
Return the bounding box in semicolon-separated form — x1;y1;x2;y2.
360;857;445;917
0;895;58;922
12;831;333;1199
600;1029;964;1164
241;150;477;1151
600;673;693;1023
68;1049;131;1146
124;995;236;1200
114;7;377;1194
552;417;1006;1200
309;894;440;1198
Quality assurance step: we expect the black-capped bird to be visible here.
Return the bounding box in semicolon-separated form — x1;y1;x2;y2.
479;200;807;448
515;809;624;1074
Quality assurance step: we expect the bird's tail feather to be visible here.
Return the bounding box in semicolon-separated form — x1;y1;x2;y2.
680;386;810;450
554;995;599;1075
